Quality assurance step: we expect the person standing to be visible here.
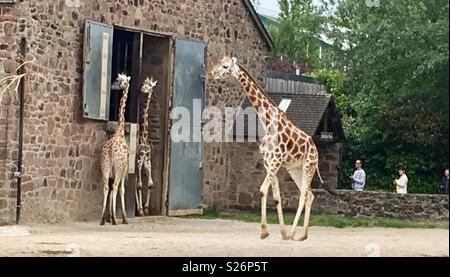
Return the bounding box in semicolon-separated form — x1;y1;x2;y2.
441;169;449;195
350;160;366;191
394;167;408;194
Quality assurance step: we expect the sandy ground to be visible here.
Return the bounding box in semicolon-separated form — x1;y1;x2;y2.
0;217;448;257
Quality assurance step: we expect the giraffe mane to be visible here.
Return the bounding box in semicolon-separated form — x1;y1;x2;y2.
236;63;283;112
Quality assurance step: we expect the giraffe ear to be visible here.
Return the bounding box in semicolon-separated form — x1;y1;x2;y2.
231;57;237;66
151;80;158;87
127;76;131;82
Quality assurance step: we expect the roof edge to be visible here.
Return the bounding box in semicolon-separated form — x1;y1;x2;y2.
242;0;275;50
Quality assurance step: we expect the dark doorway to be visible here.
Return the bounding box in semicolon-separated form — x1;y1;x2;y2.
110;28;171;217
139;34;171;216
110;28;139;124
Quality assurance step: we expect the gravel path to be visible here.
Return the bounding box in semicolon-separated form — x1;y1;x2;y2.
0;217;448;257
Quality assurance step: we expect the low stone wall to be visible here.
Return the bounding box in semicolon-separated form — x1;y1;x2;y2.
312;190;449;220
226;190;449;220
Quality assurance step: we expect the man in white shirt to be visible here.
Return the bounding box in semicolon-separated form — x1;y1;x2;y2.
394;167;408;194
350;160;366;191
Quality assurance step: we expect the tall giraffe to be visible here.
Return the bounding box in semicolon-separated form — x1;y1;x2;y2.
100;73;131;226
207;56;329;241
136;77;158;216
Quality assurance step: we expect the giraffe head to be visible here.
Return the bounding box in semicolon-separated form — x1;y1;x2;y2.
207;55;239;81
141;77;158;99
111;73;131;90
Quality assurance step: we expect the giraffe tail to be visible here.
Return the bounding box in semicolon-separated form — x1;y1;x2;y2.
316;165;339;196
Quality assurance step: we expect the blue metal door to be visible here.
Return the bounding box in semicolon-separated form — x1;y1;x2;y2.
169;38;205;216
82;20;113;121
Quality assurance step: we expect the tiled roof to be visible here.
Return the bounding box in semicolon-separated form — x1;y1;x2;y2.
232;91;336;138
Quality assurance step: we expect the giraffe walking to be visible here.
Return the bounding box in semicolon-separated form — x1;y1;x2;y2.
207;56;329;241
100;74;131;226
136;77;158;216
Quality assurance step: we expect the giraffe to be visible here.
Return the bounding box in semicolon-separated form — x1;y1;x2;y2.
100;73;131;226
207;56;332;241
136;77;158;216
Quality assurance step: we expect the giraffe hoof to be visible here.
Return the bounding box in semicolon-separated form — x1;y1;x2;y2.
144;208;150;216
122;219;128;225
287;233;295;240
296;235;308;242
100;220;105;226
260;233;270;240
138;210;144;217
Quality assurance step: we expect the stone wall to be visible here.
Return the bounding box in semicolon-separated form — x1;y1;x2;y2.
316;140;343;189
203;141;343;211
312;190;449;220
0;0;269;223
204;143;448;220
219;189;449;220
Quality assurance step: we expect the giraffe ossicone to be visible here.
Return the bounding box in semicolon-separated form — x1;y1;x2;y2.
208;56;328;241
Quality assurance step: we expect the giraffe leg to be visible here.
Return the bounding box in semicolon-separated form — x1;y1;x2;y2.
260;158;281;240
297;190;315;241
110;179;120;225
119;173;128;224
100;158;111;226
108;187;113;223
136;155;145;217
100;177;109;226
143;155;154;216
260;174;272;240
271;176;288;240
111;164;126;226
287;165;305;240
290;164;315;241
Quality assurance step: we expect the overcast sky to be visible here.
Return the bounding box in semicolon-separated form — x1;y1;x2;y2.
256;0;280;17
256;0;322;17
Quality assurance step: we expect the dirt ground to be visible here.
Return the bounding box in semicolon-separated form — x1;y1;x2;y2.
0;217;448;257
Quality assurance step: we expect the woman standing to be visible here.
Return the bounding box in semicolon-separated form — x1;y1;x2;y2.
441;169;449;195
394;167;408;194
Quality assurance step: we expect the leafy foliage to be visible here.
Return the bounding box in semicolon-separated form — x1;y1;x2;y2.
269;0;325;65
322;0;449;193
266;0;448;193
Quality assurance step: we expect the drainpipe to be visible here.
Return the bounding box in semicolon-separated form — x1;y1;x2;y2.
15;37;27;225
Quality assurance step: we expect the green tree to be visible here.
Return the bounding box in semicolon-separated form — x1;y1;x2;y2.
269;0;325;66
323;0;449;193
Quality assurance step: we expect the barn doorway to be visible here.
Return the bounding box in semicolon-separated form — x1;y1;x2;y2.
109;27;172;217
140;34;171;216
83;20;206;218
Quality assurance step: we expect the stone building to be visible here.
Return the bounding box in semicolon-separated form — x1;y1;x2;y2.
0;0;274;223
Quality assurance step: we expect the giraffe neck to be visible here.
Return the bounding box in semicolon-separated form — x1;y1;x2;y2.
116;85;130;137
235;64;283;132
140;97;151;144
